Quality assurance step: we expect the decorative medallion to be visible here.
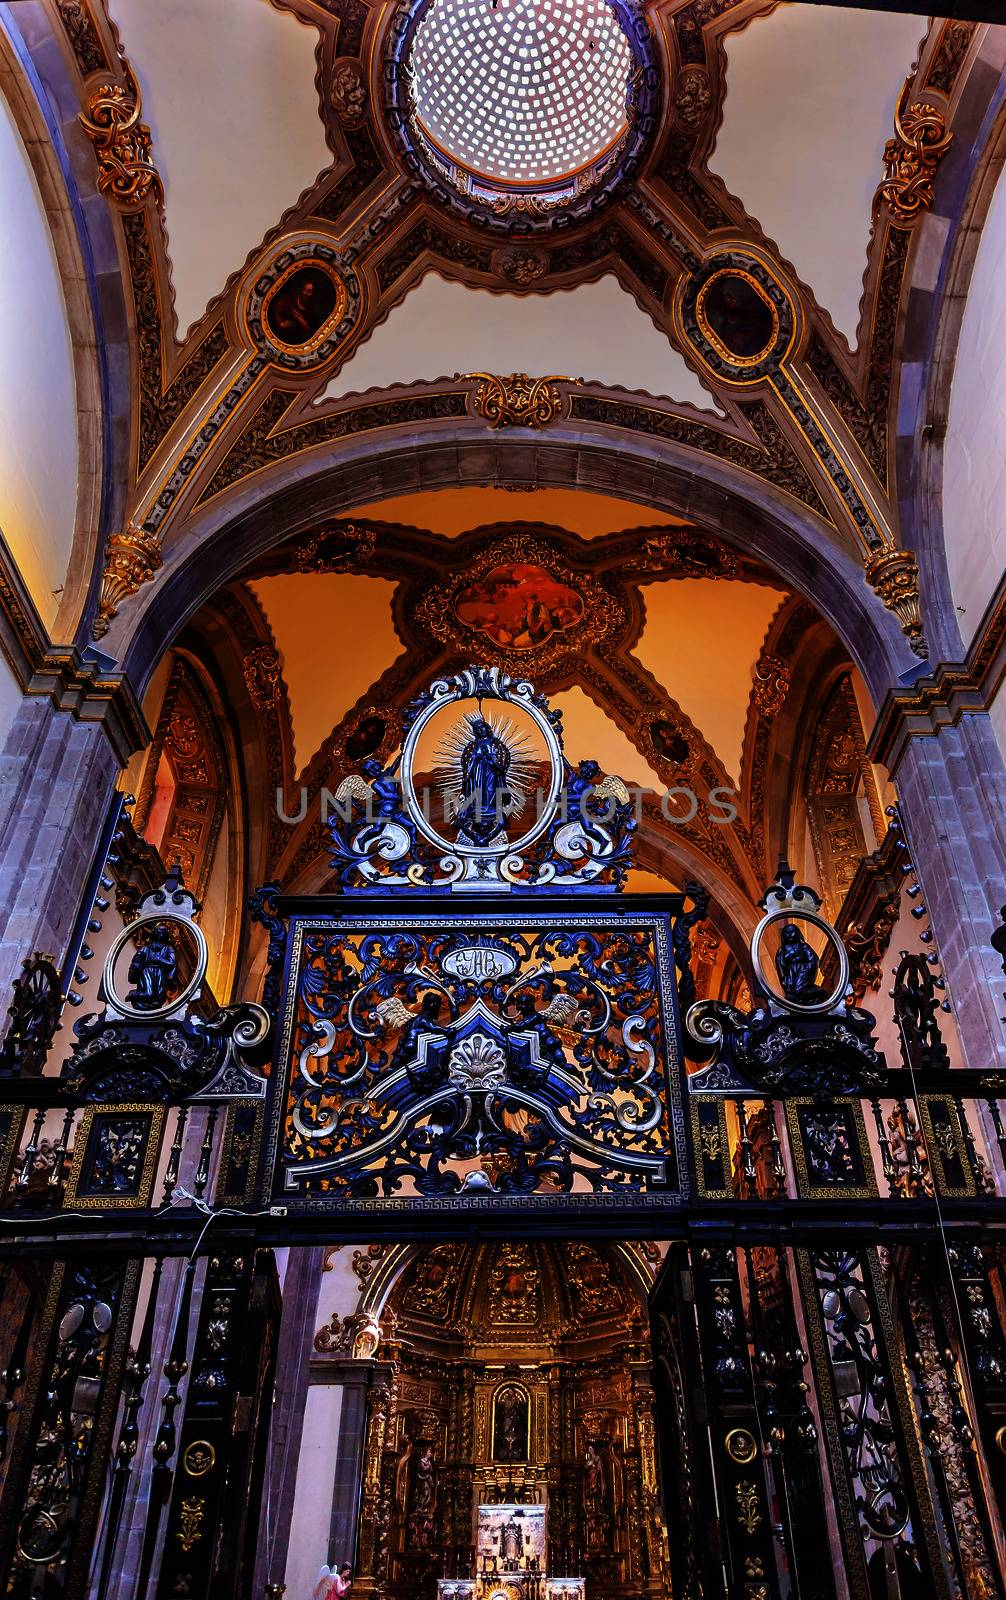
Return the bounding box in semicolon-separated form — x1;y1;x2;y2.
383;0;660;232
674;251;797;386
294;522;378;572
329;57;368;126
243;242;361;371
415;537;624;672
244;644;283;711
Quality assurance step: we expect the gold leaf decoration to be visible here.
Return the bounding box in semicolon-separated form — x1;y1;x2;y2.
79;66;162;210
875;81;952;230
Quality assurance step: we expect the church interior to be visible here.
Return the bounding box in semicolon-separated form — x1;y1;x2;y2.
3;0;1006;1597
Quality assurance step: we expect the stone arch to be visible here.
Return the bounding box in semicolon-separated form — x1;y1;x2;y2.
0;11;132;643
115;425;909;705
893;28;1006;663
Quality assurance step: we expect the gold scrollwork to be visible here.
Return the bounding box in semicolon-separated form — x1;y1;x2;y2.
724;1427;758;1465
865;547;928;659
751;653;790;719
243;645;283;711
876;81;953;230
465;373;578;430
79;67;162;210
183;1440;216;1478
735;1479;761;1534
176;1496;205;1551
92;522;163;640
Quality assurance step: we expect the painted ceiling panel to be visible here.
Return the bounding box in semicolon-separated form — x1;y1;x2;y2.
322;274;723;411
107;0;330;336
250;574;401;774
631;578;786;785
710;4;926;347
345;488;688;538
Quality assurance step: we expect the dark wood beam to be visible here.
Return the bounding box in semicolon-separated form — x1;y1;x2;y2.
797;0;1005;18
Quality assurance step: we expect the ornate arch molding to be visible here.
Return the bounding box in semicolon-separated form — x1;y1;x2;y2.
115;429;909;704
0;8;131;643
894;28;1006;667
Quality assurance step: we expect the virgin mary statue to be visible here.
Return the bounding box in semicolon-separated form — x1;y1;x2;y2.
457;718;512;846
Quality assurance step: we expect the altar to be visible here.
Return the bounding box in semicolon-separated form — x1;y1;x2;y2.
437;1505;585;1600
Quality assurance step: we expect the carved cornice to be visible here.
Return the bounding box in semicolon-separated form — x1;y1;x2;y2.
0;542;148;762
868;577;1006;772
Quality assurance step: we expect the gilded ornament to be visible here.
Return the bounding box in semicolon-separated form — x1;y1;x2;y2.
493;248;549;286
465;373;578;430
295;523;377;573
176;1496;204;1552
751;653;790;718
724;1427;758;1465
876;81;952;229
673;66;712;131
243;644;283;711
92;522;162;640
735;1479;761;1534
330;59;368;125
865;548;928;658
698;1124;721;1164
182;1440;216;1478
79;67;162;210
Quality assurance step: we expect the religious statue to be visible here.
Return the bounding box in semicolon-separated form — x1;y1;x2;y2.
493;1385;529;1463
407;1440;437;1549
499;1513;525;1568
583;1440;610;1551
125;922;178;1010
774;922;820;1002
457;718;513;846
393;991;450;1094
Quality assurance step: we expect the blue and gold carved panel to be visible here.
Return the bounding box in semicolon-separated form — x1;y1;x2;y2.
785;1098;877;1200
266;899;687;1213
64;1104;165;1208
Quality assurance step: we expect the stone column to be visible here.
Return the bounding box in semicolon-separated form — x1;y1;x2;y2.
0;697;126;996
326;1364;377;1566
888;714;1006;1069
252;1246;325;1598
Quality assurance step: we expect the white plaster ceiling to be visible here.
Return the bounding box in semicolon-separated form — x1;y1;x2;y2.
250;574;402;774
631;578;786;784
710;4;927;347
107;0;330;337
944;157;1006;647
322;274;723;411
0;93;77;628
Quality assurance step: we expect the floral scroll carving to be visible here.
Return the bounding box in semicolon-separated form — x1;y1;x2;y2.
465;373;579;430
875;81;952;231
93;523;163;639
79;67;162;210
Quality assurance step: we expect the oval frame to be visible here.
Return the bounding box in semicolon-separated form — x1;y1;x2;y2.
400;684;563;858
750;906;850;1016
102;910;208;1021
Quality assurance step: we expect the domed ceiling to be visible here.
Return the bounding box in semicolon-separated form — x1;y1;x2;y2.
35;0;978;672
389;1240;644;1350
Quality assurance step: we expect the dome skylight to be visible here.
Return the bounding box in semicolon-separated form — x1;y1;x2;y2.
407;0;635;188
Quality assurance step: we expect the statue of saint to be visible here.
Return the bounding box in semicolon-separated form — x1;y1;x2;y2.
774;922;821;1002
407;1441;437;1549
583;1440;610;1551
500;1515;524;1568
457;718;512;847
126;923;178;1010
493;1385;529;1462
